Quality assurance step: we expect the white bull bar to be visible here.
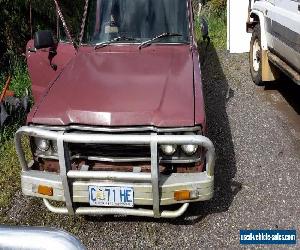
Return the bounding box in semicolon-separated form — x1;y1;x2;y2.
15;126;215;218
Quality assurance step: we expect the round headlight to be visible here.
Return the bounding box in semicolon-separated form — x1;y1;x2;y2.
181;144;198;155
34;137;50;152
181;132;199;155
160;144;177;156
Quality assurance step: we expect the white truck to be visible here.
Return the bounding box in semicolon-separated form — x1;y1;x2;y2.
247;0;300;85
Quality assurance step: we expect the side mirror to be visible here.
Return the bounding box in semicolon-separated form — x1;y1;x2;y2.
198;17;211;64
199;17;209;40
34;30;55;49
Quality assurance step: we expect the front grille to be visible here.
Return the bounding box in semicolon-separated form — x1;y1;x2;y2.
69;143;151;159
32;129;203;164
30;129;205;174
67;142;202;164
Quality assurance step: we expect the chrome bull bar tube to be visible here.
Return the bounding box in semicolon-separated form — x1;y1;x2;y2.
43;198;189;218
0;226;86;249
15;126;215;218
67;171;152;182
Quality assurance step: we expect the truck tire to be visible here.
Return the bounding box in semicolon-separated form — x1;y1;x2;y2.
250;24;263;85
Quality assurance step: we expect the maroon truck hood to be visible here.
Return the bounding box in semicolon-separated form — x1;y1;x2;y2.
30;45;196;127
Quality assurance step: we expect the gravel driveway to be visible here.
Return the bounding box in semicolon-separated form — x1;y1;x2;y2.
6;49;300;249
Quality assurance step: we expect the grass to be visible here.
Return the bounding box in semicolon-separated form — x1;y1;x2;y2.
207;12;227;49
0;139;28;209
0;60;30;98
0;61;31;212
0;136;32;226
195;9;227;49
10;63;31;98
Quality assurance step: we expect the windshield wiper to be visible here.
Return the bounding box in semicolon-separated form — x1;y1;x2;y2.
94;36;137;50
138;32;182;50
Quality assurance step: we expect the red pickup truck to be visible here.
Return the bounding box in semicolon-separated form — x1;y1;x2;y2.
15;0;215;218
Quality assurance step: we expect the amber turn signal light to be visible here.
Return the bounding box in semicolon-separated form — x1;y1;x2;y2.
174;190;190;201
38;185;53;196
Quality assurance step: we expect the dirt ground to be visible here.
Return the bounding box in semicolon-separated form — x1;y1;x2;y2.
2;49;300;249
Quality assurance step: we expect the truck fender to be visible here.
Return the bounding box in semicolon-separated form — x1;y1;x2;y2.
250;10;280;81
250;10;268;50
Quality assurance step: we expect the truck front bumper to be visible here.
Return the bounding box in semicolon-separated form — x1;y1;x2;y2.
15;126;215;218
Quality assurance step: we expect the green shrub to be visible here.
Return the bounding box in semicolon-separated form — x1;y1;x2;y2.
209;0;227;14
0;60;31;143
0;60;30;97
195;10;227;49
9;62;31;98
206;11;227;49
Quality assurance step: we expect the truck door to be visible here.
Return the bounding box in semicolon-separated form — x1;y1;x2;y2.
269;0;300;72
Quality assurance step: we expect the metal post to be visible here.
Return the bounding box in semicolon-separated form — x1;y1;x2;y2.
56;6;59;39
29;0;33;38
57;133;74;215
14;132;28;171
150;133;160;218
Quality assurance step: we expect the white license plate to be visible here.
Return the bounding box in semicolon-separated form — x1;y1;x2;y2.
88;186;134;207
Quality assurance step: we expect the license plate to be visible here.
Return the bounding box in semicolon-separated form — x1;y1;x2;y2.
88;186;134;208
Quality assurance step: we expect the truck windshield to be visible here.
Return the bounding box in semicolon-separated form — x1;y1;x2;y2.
83;0;190;45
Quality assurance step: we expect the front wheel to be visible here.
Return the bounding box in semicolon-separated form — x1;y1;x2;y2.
250;24;263;86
